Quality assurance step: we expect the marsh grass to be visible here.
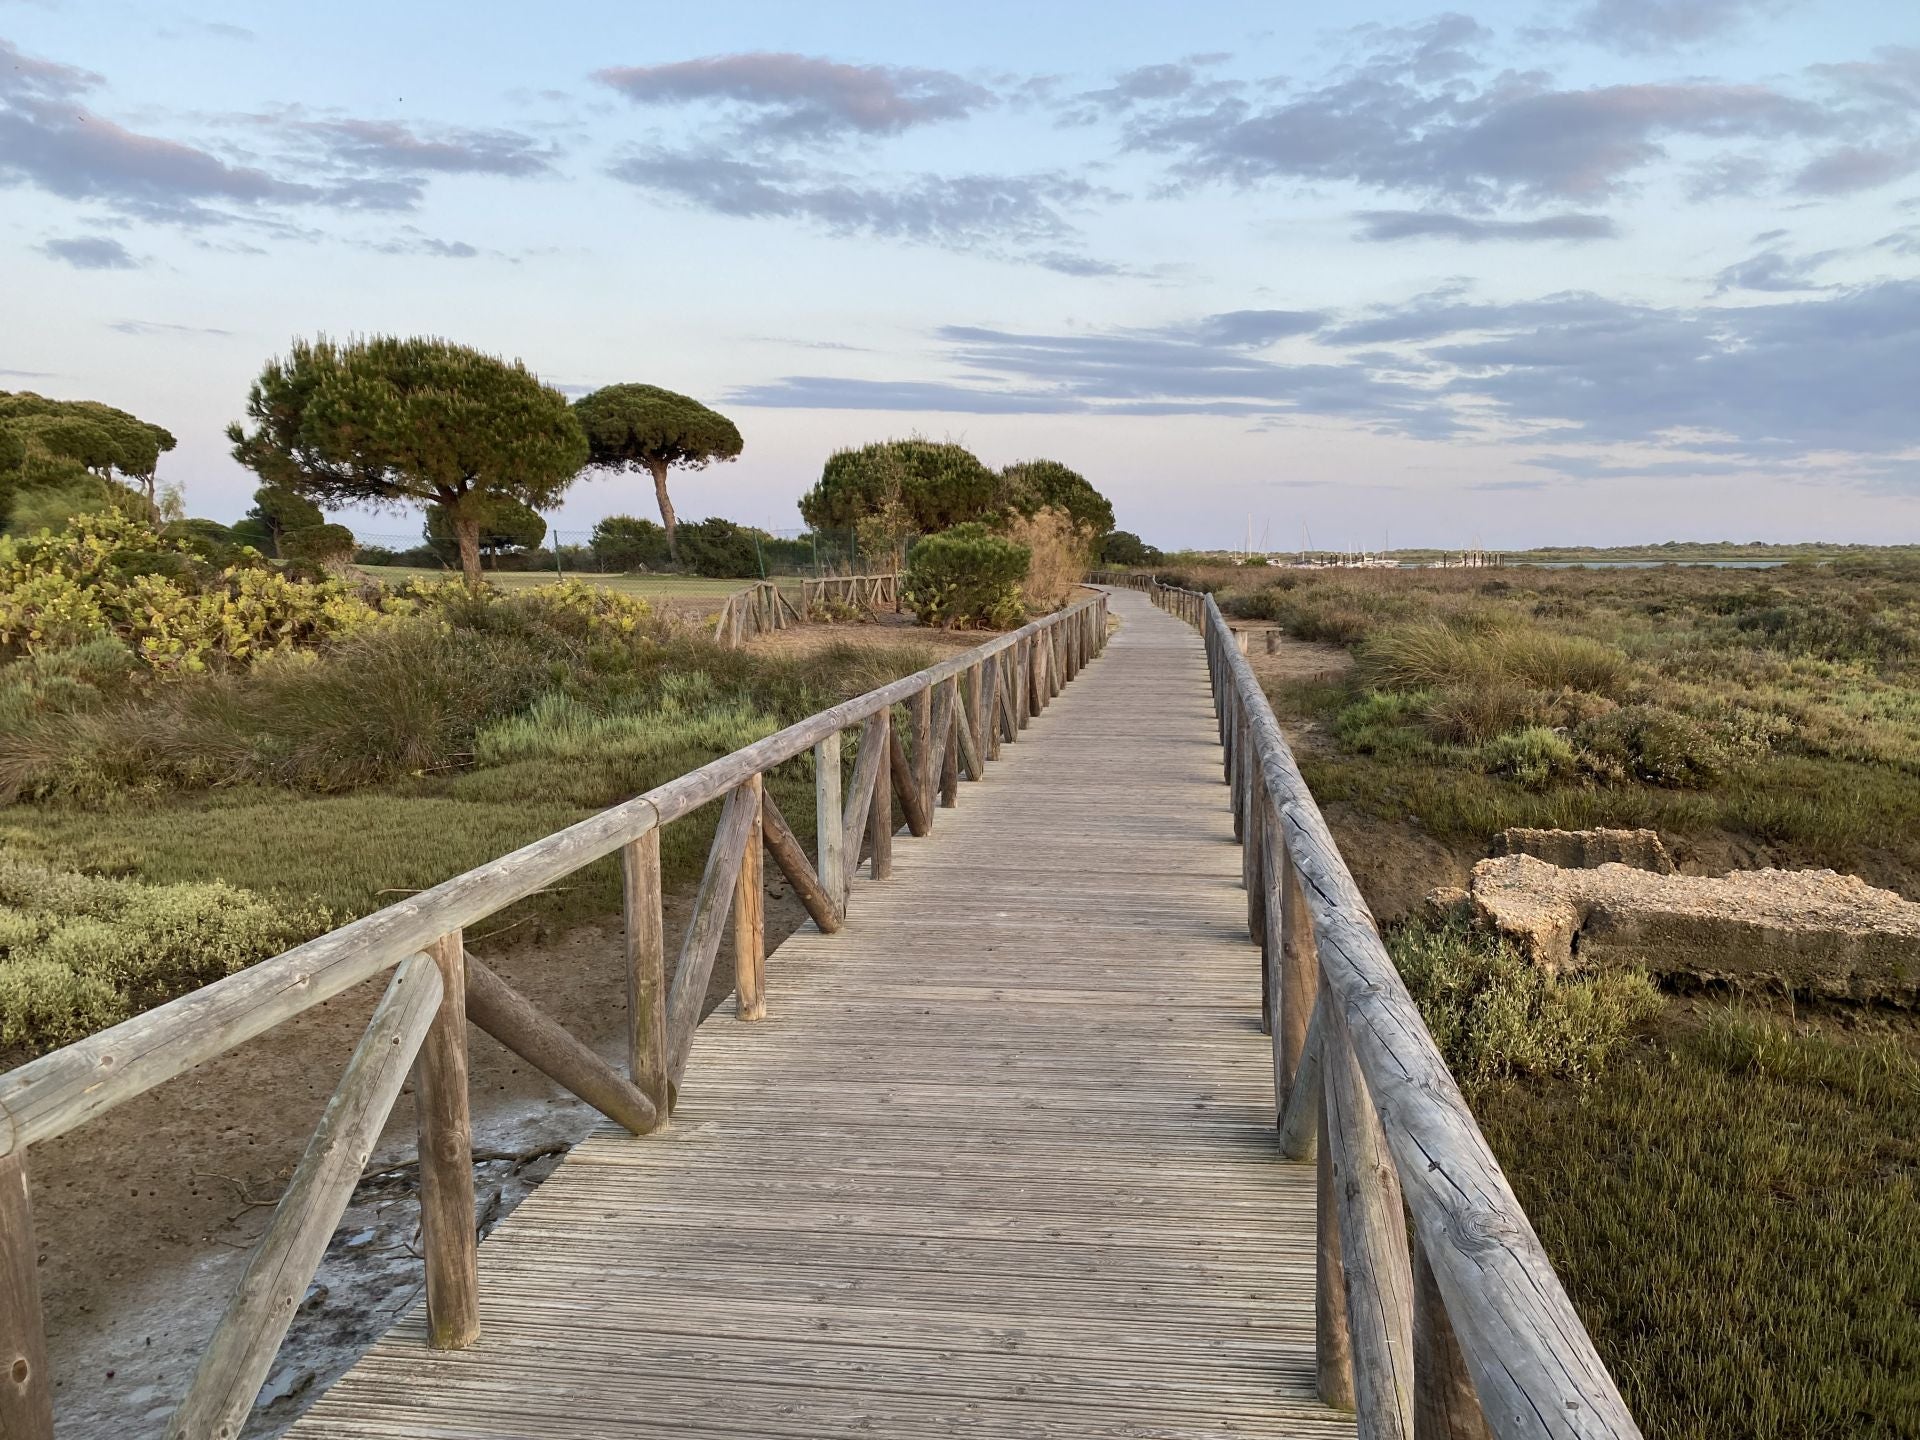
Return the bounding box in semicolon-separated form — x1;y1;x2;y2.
1476;1005;1920;1437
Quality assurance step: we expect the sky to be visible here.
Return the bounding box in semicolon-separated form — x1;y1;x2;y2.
3;0;1918;551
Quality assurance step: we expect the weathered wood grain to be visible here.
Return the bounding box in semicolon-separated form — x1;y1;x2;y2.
762;787;841;935
735;774;767;1022
170;954;442;1440
622;830;668;1113
814;733;845;917
665;785;758;1090
0;1150;51;1440
414;932;479;1351
465;956;658;1137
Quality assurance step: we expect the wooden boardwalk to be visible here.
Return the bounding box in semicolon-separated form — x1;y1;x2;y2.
293;591;1352;1438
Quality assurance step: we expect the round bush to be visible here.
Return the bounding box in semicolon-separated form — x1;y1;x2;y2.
901;523;1030;629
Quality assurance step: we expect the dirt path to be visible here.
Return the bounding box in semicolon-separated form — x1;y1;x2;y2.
34;880;816;1438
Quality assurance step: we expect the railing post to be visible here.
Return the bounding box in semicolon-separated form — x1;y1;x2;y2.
417;929;480;1351
624;829;669;1113
909;687;934;821
1248;783;1269;1034
939;679;960;807
870;708;893;879
1326;1006;1416;1437
1279;838;1317;1109
1319;1101;1356;1410
734;774;766;1021
1414;1237;1494;1439
0;1150;53;1440
814;734;845;919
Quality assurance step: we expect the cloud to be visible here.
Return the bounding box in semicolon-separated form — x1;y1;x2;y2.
1564;0;1793;54
290;117;558;179
1712;244;1837;292
366;230;482;259
109;319;233;337
0;39;556;227
1792;141;1920;195
607;145;1113;261
729;314;1443;433
1354;210;1618;242
38;234;140;269
733;280;1920;467
1120;19;1841;208
0;40;311;223
594;53;991;143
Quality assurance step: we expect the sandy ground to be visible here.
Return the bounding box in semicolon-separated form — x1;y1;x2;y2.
35;879;816;1438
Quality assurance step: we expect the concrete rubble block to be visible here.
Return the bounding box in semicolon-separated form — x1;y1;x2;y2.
1492;826;1675;874
1467;854;1920;1000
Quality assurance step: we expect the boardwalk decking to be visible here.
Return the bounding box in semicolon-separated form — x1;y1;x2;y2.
293;591;1352;1438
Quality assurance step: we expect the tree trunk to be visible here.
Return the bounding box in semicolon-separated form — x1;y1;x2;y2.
454;514;484;591
648;460;678;562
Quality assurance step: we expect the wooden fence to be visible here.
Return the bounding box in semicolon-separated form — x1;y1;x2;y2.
800;572;897;617
0;592;1110;1440
712;574;900;648
712;580;804;646
1108;572;1642;1440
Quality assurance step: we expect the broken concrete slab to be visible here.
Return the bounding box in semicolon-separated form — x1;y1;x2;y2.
1493;826;1675;874
1466;853;1920;1001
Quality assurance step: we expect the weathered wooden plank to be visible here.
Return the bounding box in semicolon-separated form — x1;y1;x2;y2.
736;774;767;1022
622;829;669;1112
762;787;841;935
665;784;758;1089
870;709;894;881
465;955;658;1136
840;711;888;891
938;678;961;808
1326;1005;1415;1439
169;954;442;1440
0;1150;51;1440
814;733;845;918
911;686;935;821
1416;1236;1494;1440
889;717;934;839
414;931;479;1351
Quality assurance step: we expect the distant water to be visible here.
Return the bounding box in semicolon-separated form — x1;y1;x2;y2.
1512;560;1788;569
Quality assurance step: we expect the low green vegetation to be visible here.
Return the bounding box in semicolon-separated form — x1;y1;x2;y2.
1200;558;1920;883
1390;917;1920;1435
0;507;940;1058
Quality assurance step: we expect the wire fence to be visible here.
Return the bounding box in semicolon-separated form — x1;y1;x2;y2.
326;523;895;581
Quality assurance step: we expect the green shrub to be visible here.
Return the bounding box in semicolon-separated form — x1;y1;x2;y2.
1577;704;1729;788
474;674;783;768
1331;690;1435;755
902;523;1029;629
1480;726;1578;789
1388;917;1658;1096
675;518;761;578
0;854;329;1053
1424;681;1537;743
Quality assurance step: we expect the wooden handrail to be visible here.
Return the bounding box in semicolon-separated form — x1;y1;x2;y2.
1123;574;1641;1440
0;589;1110;1439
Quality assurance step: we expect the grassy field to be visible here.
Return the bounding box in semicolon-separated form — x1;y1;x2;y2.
1181;557;1920;1436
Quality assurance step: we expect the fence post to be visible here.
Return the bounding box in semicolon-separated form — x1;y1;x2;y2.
624;830;669;1114
734;774;766;1021
1414;1237;1494;1439
1326;1007;1415;1437
870;708;893;879
0;1151;53;1440
815;734;845;919
416;930;479;1350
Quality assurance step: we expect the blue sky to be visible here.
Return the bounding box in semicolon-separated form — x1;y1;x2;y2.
3;0;1918;549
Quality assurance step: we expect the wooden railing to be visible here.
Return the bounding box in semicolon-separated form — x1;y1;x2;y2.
713;579;804;646
800;572;898;617
1109;573;1641;1440
0;591;1110;1440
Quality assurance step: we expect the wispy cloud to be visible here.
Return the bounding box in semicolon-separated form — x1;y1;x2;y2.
38;234;140;269
1353;210;1619;243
